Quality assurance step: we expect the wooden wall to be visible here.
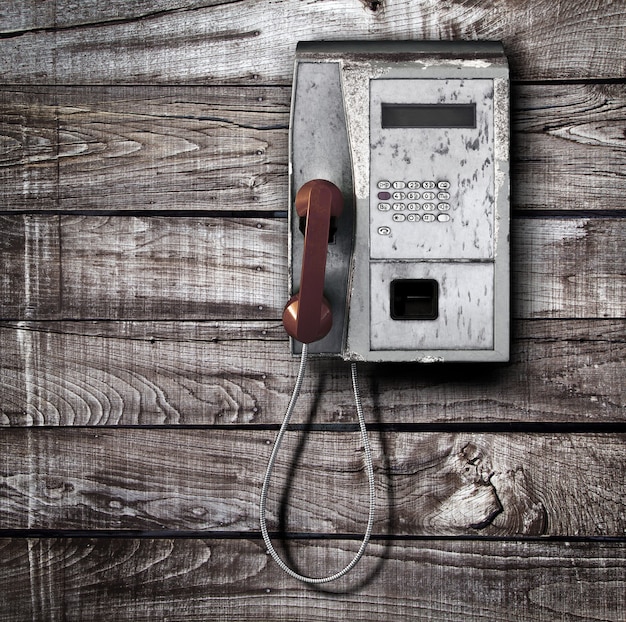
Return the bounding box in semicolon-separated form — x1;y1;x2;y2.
1;1;625;620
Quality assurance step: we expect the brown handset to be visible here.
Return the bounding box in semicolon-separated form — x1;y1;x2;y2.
282;179;343;344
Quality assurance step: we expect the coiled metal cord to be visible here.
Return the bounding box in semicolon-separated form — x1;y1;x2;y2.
259;343;376;583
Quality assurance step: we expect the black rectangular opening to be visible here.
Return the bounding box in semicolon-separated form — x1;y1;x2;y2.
381;103;476;128
390;279;438;320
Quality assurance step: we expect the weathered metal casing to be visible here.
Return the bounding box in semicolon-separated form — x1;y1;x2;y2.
288;41;510;362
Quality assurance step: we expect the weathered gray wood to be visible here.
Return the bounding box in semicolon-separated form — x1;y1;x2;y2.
2;1;626;83
513;218;626;319
0;215;286;320
1;428;625;536
1;216;624;320
1;3;625;621
0;0;218;33
0;86;289;212
3;84;626;212
513;82;626;211
1;538;625;622
1;320;624;426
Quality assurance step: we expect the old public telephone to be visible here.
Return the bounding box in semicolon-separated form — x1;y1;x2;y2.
261;41;510;584
287;40;510;362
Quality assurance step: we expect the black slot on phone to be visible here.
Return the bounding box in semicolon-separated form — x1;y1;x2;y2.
390;279;439;320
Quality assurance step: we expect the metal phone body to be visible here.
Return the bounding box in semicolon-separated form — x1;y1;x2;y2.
289;41;510;362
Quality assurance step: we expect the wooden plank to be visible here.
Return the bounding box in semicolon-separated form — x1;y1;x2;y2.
513;82;626;211
1;215;624;320
514;218;626;319
2;1;626;83
1;428;625;536
0;216;61;319
0;86;289;212
1;320;624;426
3;84;626;212
0;215;286;320
1;538;624;622
0;1;215;33
0;88;59;210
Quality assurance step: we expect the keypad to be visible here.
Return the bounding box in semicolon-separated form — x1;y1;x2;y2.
375;179;453;234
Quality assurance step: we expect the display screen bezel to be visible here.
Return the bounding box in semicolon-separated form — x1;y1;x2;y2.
381;103;477;128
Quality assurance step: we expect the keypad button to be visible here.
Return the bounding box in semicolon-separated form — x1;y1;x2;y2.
378;203;391;211
407;181;421;189
377;180;391;189
437;192;450;200
392;181;406;189
407;192;420;200
422;203;435;211
407;213;420;222
422;181;436;190
392;192;406;200
422;191;436;201
422;214;436;223
437;213;451;222
378;191;391;200
392;213;406;222
392;203;406;211
437;202;450;211
407;203;419;211
378;226;391;235
437;181;450;190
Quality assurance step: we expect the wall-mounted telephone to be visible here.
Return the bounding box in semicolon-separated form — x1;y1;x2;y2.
261;41;510;585
288;40;510;362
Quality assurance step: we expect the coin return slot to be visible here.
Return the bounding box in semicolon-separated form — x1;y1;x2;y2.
390;279;439;320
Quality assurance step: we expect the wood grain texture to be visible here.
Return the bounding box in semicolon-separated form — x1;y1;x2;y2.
1;428;625;536
1;320;624;426
2;2;626;619
0;538;624;622
1;0;626;84
0;215;285;320
1;215;625;320
0;86;289;211
513;82;626;211
3;84;626;212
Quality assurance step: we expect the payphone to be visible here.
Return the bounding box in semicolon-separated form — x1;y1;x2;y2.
261;40;510;583
288;40;509;361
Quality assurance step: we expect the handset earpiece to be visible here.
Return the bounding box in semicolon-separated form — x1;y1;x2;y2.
282;179;343;343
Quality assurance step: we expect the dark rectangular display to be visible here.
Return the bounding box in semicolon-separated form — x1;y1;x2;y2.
382;103;476;128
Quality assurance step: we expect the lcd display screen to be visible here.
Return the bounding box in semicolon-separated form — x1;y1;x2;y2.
382;103;476;128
